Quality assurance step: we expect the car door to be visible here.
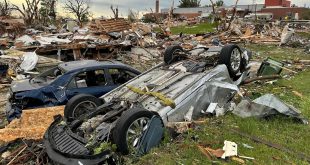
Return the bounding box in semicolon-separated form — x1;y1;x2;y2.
65;68;115;99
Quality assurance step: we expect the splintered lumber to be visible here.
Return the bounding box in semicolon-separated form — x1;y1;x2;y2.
7;145;27;165
0;106;64;142
242;75;281;84
197;145;212;160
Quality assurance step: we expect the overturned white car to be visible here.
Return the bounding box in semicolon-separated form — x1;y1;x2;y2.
44;44;250;164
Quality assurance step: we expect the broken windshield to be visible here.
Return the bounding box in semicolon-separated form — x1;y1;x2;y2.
30;67;64;84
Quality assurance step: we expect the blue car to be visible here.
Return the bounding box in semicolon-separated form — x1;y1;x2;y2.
6;60;140;122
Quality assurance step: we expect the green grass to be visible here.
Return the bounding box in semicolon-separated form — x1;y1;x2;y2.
170;23;216;35
244;44;310;61
129;44;310;165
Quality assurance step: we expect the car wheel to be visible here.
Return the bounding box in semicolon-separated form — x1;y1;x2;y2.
64;94;101;122
219;44;242;78
112;108;157;155
164;45;184;65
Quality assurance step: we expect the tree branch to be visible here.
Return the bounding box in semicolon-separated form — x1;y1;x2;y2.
63;0;90;25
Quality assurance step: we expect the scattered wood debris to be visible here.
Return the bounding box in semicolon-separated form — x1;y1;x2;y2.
89;18;131;34
1;140;50;165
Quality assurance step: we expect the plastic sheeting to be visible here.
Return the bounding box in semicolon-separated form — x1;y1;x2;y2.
20;52;39;71
233;94;308;124
15;35;36;46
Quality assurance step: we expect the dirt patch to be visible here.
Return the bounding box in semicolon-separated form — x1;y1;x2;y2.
0;106;64;142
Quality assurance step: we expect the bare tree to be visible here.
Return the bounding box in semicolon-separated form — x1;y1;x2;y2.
110;5;118;19
167;0;174;29
226;0;239;30
128;9;138;22
209;0;224;31
0;0;13;16
40;0;57;21
12;0;41;25
209;0;215;14
64;0;90;25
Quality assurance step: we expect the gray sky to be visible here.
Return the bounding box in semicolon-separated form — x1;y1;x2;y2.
11;0;310;18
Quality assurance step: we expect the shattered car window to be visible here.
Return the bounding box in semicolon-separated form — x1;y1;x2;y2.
31;67;63;84
68;70;106;89
109;68;138;85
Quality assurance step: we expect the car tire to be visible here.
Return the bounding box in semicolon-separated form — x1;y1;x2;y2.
164;45;184;65
112;107;157;155
64;94;101;122
219;44;242;78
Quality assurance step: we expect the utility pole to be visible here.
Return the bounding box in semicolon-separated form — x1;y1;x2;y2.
253;0;257;22
156;0;159;13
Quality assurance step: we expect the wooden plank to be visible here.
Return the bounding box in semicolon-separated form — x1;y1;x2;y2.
73;49;82;60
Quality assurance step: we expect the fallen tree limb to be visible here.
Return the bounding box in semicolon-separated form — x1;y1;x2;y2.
242;75;281;84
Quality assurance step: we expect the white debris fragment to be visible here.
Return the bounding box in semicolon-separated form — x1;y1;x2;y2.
242;143;254;149
206;103;218;114
280;25;295;45
20;52;39;71
221;140;238;159
184;106;194;122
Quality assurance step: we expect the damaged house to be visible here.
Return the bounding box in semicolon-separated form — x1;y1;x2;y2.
0;17;25;38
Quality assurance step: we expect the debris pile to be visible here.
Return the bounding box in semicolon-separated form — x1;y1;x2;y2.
216;20;310;49
0;17;308;81
0;10;309;165
0;140;48;165
0;49;61;80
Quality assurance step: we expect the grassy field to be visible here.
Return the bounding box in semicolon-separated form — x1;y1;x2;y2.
170;23;216;35
126;44;310;165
